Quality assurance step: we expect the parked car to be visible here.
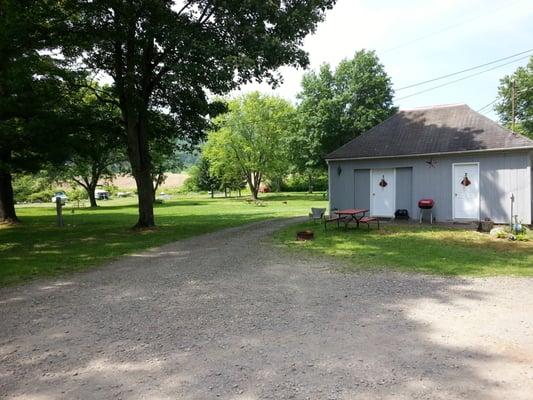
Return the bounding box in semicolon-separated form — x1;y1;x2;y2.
51;191;68;204
95;189;110;200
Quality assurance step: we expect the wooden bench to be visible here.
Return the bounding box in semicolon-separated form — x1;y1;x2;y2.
359;216;380;230
324;215;343;230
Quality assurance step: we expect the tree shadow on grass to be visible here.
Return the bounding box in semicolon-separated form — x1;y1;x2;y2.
0;211;290;286
1;219;529;399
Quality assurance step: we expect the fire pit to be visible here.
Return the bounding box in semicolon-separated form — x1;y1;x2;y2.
296;230;314;241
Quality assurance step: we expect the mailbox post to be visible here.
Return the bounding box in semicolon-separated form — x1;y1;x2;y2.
56;197;64;227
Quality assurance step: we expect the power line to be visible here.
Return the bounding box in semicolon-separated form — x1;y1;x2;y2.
477;87;532;113
382;0;524;54
476;98;499;113
395;55;532;101
396;48;533;91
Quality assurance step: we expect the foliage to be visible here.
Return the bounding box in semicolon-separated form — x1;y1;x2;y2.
291;50;396;176
0;0;77;222
203;92;295;199
275;222;533;277
280;173;328;192
184;157;221;197
68;187;89;202
64;0;336;227
0;193;326;286
495;56;533;138
147;113;192;200
60;84;125;207
12;173;55;203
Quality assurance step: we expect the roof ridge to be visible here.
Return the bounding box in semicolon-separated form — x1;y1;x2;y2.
400;103;467;111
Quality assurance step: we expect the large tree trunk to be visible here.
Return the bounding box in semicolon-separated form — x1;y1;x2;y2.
247;173;261;200
87;186;97;208
307;172;313;194
125;112;155;228
0;169;19;223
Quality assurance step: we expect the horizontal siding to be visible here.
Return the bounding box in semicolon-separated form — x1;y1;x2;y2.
328;150;531;224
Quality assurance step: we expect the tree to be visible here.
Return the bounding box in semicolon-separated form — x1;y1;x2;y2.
186;157;221;198
62;86;125;207
149;141;184;202
65;0;336;227
495;56;533;138
204;92;295;200
207;153;246;197
0;1;74;223
291;50;396;189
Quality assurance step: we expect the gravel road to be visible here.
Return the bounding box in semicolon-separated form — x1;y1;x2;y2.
1;218;532;399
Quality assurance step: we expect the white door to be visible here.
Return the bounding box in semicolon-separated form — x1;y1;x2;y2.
453;163;480;219
371;169;395;217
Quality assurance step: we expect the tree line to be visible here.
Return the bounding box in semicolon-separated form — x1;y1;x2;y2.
188;50;397;199
0;0;336;226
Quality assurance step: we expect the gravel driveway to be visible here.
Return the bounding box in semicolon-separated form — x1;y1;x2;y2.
1;218;532;400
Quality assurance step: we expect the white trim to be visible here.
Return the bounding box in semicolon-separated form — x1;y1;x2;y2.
370;168;396;217
325;146;533;162
327;163;332;213
452;162;480;220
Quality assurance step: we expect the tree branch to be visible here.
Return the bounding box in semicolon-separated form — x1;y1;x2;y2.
177;1;194;16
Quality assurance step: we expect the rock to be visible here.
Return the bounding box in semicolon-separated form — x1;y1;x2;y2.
489;227;505;237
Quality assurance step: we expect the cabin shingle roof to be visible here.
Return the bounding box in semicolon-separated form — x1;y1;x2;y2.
325;104;533;160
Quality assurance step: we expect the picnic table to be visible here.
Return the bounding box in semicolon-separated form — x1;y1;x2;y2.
335;208;370;229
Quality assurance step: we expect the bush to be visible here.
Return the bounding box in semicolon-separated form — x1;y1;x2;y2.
280;173;328;192
181;175;199;193
101;183;119;196
67;188;88;202
27;189;56;203
13;173;56;203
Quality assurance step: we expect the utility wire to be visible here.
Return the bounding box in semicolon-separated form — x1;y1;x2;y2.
477;98;499;113
395;55;532;101
396;48;533;91
477;87;532;113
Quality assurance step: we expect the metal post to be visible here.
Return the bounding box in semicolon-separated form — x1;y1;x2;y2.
510;193;514;232
56;197;64;227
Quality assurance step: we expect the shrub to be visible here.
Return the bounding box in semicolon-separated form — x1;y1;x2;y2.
67;188;88;202
28;189;55;203
13;173;56;203
280;173;328;192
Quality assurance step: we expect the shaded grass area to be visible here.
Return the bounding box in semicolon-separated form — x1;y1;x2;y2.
0;193;326;286
274;221;533;276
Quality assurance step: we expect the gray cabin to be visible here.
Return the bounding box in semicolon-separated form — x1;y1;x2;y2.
326;104;533;224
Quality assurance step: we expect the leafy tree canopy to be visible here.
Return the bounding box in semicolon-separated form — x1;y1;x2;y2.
495;56;533;138
59;84;125;207
62;0;336;227
292;50;396;174
203;92;295;199
0;0;79;222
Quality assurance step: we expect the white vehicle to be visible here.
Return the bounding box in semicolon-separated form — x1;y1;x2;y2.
95;189;110;200
51;191;68;204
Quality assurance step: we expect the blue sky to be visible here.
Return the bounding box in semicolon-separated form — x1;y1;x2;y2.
237;0;533;121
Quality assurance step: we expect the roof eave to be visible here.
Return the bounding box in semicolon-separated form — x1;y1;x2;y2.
325;146;533;162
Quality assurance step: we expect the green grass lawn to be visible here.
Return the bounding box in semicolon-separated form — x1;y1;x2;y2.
0;193;326;286
274;221;533;277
